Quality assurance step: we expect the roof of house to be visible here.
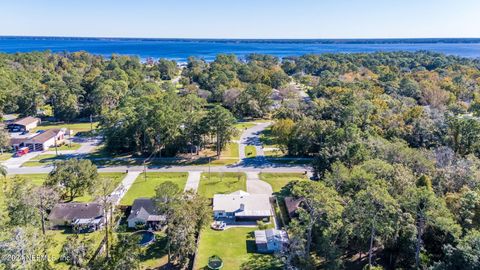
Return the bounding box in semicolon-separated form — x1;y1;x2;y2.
255;229;289;244
127;198;166;222
213;190;272;217
48;202;104;221
284;197;305;218
13;116;40;126
29;129;64;143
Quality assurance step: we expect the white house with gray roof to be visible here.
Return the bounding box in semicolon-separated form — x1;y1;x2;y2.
213;190;272;221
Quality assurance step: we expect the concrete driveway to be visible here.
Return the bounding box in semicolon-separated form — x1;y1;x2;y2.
246;171;273;195
2;152;40;168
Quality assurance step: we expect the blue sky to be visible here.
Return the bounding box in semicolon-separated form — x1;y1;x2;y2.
1;0;479;39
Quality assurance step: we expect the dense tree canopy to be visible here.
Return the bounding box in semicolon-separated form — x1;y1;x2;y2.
1;51;480;269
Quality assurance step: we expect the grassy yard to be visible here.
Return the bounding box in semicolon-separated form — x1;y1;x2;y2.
138;232;168;269
0;152;13;161
32;121;99;135
259;173;308;193
195;227;282;270
6;173;125;202
259;126;278;148
266;158;313;165
21;154;69;167
55;142;82;151
222;142;239;158
245;145;257;158
46;229;103;270
10;173;50;186
120;172;188;205
198;172;246;198
73;172;125;202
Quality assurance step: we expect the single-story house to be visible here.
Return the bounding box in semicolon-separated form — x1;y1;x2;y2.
127;198;166;230
284;197;305;219
7;116;41;132
10;128;66;151
213;190;272;222
48;202;105;232
255;229;289;253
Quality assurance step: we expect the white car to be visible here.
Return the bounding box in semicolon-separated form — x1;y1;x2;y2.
211;221;226;231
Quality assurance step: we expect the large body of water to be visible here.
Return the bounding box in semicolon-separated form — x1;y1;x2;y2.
1;37;480;62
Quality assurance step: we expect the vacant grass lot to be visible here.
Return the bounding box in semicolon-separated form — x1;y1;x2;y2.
259;173;308;193
198;172;246;198
120;172;188;205
195;227;282;270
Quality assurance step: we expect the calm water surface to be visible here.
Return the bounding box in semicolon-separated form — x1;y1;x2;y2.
1;37;480;62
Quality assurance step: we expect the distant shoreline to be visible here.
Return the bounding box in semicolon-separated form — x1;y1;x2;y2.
2;36;480;44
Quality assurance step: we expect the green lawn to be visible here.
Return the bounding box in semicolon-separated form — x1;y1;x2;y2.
138;232;168;269
259;173;308;193
198;172;246;198
120;172;188;205
195;227;282;270
32;121;99;135
21;154;69;167
47;230;103;270
55;142;81;151
245;145;257;158
266;158;313;165
7;173;125;202
0;153;13;161
11;173;50;186
222;142;239;158
73;172;126;202
259;126;277;148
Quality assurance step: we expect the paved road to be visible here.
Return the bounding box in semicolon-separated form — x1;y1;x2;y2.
184;171;202;192
7;163;310;175
4;122;312;177
238;122;271;167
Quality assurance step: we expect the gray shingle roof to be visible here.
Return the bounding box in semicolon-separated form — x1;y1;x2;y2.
127;198;166;222
48;202;104;221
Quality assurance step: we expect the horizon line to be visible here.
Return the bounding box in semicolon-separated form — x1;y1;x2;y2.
1;35;480;42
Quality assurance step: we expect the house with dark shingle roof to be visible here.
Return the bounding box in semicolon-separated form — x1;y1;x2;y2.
127;198;166;230
48;202;105;232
